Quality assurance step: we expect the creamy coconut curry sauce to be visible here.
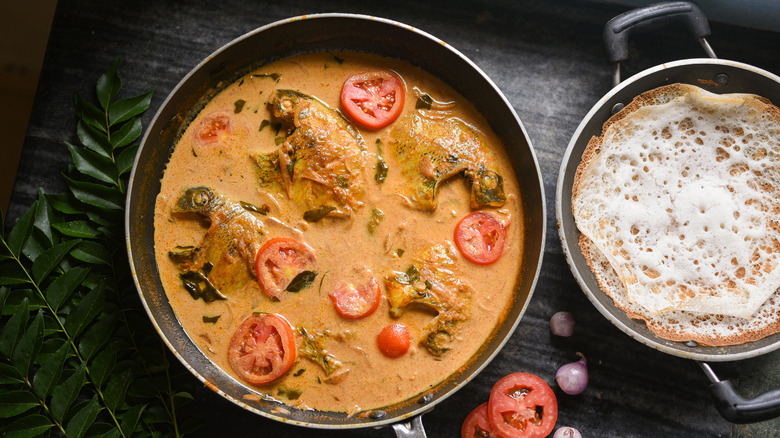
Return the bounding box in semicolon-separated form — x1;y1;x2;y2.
154;51;524;414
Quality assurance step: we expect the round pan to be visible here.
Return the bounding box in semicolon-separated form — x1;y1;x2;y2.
556;0;780;423
126;14;545;431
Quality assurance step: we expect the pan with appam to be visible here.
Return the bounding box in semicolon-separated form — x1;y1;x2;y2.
555;1;780;423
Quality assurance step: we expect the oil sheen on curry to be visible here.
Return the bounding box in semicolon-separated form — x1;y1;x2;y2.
154;51;524;415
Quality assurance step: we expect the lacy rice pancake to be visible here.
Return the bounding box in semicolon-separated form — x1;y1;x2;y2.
572;83;780;346
153;51;525;414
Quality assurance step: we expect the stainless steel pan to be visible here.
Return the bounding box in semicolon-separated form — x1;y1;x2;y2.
126;14;546;435
556;1;780;423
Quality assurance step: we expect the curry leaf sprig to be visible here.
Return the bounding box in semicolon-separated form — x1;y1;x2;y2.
0;59;198;438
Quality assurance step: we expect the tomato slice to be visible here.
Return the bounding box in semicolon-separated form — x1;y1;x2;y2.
196;111;231;145
376;323;412;358
340;70;405;129
454;211;507;265
255;237;316;299
329;276;381;319
462;403;498;438
487;373;558;438
228;313;296;385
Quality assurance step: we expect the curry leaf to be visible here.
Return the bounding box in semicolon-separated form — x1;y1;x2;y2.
64;395;101;438
286;271;318;293
89;340;121;389
78;314;117;361
63;282;105;338
119;404;145;437
116;143;140;176
45;266;88;311
74;92;108;133
31;239;80;283
65;176;125;211
108;90;153;126
52;220;100;238
66;141;119;185
70;241;112;266
0;262;29;286
0;298;29;359
0;390;40;418
303;206;336;222
96;58;122;111
50;364;86;422
103;368;132;412
2;414;54;438
76;120;112;158
11;310;44;377
32;341;69;399
6;205;36;258
110;116;142;149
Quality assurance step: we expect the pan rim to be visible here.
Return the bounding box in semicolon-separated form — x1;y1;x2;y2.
556;57;780;363
126;13;546;429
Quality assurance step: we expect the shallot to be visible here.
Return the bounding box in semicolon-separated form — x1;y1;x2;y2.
553;426;583;438
550;311;575;337
556;353;588;395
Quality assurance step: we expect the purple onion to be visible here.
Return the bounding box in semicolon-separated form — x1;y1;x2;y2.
550;311;575;337
553;427;583;438
556;353;588;395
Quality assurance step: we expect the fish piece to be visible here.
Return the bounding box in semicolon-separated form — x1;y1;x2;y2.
252;89;368;212
169;187;266;300
384;244;471;356
386;112;506;210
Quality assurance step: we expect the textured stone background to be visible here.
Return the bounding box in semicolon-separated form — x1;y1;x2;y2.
7;0;780;436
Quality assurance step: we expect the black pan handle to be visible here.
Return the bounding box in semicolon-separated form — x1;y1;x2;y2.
604;1;711;63
699;362;780;423
604;1;716;86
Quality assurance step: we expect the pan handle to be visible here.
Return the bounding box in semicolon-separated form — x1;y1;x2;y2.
699;361;780;423
604;1;717;86
391;414;428;438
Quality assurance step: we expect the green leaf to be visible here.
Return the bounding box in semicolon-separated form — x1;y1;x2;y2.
64;281;105;338
6;203;36;258
50;364;86;421
103;367;132;412
71;241;112;266
78;314;117;361
108;90;153;126
0;363;23;384
119;403;145;437
64;176;124;211
66;142;119;185
96;58;121;111
2;414;54;438
31;239;80;283
111;116;142;149
93;425;121;438
0;390;40;418
89;340;121;389
74;91;107;133
52;220;100;238
286;270;317;292
45;193;81;215
32;340;69;399
0;298;28;358
64;395;101;438
32;191;55;246
45;266;88;311
11;310;44;377
116;143;139;176
0;262;29;286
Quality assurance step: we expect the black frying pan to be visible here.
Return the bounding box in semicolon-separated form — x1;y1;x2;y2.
556;1;780;424
125;14;546;436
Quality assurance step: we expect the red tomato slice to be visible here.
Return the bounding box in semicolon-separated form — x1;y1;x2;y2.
340;70;405;129
228;313;296;385
487;373;558;438
329;277;381;319
196;111;231;145
454;211;507;265
255;237;316;299
376;323;412;358
462;403;498;438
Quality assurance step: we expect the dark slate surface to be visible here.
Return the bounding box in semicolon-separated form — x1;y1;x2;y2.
7;0;780;436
